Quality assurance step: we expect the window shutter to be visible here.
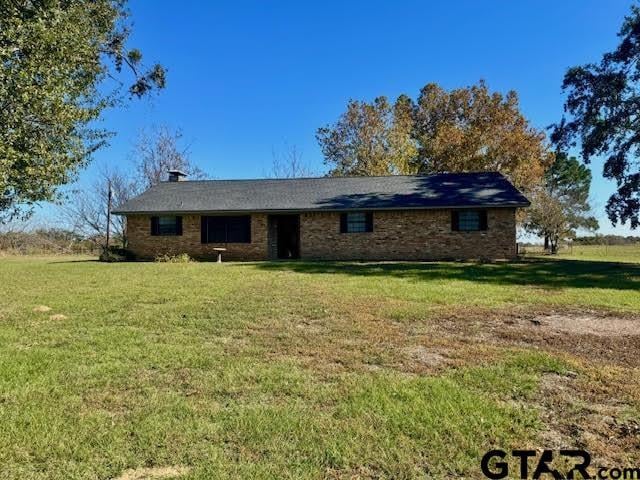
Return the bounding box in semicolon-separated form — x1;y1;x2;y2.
176;216;183;235
365;212;373;232
150;216;159;236
339;213;347;233
451;211;459;231
200;216;208;243
479;210;488;231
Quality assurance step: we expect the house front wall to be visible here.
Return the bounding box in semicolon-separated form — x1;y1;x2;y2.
125;213;268;261
300;208;516;260
124;208;517;261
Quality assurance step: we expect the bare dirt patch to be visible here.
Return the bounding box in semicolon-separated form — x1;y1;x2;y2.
525;312;639;337
432;307;640;367
114;466;190;480
402;345;450;368
32;305;51;312
49;314;67;320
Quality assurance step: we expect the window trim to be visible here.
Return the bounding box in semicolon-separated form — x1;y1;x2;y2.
201;215;252;244
150;216;182;236
340;212;373;234
451;209;488;232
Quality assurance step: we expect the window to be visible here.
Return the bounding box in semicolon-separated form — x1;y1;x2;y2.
451;210;487;232
201;216;251;243
150;216;182;236
340;212;373;233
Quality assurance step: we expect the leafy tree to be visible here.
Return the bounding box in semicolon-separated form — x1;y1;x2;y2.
0;0;166;221
553;5;640;228
525;153;598;252
411;81;552;194
524;190;573;254
317;81;552;194
316;95;417;176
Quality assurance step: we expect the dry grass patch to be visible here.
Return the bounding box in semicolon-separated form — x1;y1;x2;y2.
115;466;190;480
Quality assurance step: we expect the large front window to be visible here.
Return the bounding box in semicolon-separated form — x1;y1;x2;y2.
201;216;251;243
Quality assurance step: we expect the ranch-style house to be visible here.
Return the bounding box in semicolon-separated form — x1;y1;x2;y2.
113;171;529;261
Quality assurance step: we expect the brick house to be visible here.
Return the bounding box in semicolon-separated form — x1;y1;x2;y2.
113;171;529;261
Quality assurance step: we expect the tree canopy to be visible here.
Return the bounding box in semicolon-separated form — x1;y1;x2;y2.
0;0;165;221
525;153;598;252
553;5;640;228
317;81;553;194
316;96;415;177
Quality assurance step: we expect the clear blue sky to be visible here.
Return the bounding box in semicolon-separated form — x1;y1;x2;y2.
58;0;639;235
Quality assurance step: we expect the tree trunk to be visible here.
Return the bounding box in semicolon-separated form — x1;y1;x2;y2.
550;235;559;254
544;235;549;251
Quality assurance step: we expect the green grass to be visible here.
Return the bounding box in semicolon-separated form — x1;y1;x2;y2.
0;254;637;479
557;244;640;263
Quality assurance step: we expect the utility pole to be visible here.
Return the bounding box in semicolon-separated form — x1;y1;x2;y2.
106;179;112;250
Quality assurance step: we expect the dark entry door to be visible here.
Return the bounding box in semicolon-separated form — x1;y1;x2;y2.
275;215;300;259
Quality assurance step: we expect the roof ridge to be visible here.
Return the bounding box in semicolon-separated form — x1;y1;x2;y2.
160;171;505;184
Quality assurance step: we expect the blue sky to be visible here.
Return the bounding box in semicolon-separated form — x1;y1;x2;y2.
51;0;639;235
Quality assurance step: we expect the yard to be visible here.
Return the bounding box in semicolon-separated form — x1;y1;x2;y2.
0;247;638;479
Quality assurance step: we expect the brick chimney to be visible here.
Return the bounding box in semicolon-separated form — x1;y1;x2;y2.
167;170;187;182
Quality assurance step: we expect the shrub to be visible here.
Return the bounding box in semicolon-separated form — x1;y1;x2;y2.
154;253;193;263
99;250;127;263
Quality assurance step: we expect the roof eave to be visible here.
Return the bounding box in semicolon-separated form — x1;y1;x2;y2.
112;202;530;216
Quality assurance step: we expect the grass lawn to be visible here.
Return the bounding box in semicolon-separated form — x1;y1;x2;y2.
0;251;638;479
556;244;640;263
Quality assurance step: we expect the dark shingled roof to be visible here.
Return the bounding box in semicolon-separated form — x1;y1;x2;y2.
112;172;530;215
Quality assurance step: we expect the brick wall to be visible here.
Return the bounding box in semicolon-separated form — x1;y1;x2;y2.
124;208;517;261
299;208;517;260
125;214;268;261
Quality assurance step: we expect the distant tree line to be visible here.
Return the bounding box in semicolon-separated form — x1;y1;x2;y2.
573;235;640;246
0;228;99;255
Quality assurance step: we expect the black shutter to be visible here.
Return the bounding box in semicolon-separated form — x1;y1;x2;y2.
201;216;208;243
479;210;488;231
151;216;159;236
340;213;347;233
451;211;459;231
365;212;373;232
175;216;183;235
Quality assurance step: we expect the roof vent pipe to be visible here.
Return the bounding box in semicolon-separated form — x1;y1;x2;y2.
167;170;187;182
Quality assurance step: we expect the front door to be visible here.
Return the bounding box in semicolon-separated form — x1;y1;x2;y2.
274;215;300;259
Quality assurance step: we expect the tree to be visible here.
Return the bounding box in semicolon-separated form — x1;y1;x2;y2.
133;126;206;189
316;95;417;176
0;0;165;221
411;81;553;194
269;144;314;178
524;189;573;254
63;168;134;249
553;5;640;228
317;81;552;194
525;153;598;252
